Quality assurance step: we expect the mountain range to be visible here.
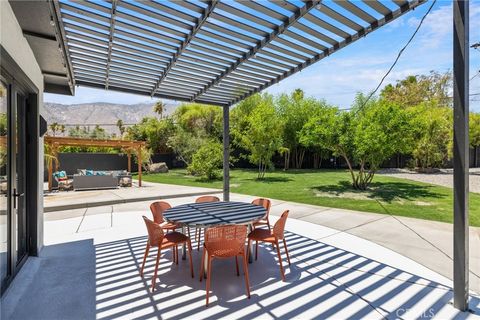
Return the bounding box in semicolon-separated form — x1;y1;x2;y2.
43;101;179;134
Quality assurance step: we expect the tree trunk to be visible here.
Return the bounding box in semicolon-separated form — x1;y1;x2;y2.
292;147;305;169
313;153;321;169
284;151;290;171
298;149;305;169
338;149;357;189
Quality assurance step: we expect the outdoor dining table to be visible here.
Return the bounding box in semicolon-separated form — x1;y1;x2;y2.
163;201;267;263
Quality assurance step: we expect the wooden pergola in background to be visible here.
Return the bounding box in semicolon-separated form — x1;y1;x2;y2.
45;136;146;191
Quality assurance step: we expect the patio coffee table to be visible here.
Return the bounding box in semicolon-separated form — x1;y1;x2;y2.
163;201;267;263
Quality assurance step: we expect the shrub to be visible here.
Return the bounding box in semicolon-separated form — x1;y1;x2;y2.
188;141;223;180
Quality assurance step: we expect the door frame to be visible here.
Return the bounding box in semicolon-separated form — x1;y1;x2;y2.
0;46;40;294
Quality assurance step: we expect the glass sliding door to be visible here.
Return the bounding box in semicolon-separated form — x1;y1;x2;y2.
0;80;8;290
0;75;29;294
14;92;27;264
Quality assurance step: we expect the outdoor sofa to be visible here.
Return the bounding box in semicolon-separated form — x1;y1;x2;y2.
72;169;132;191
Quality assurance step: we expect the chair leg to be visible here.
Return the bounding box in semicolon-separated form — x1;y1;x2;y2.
140;242;150;277
197;228;202;251
283;238;291;266
151;247;162;291
200;246;206;282
242;252;251;299
255;241;258;261
206;256;212;307
187;240;194;278
235;256;239;276
268;220;274;248
176;245;179;265
247;239;251;263
275;240;285;281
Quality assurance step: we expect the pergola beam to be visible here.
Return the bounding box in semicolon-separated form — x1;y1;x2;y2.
192;0;321;101
150;0;219;97
48;0;76;94
105;0;118;90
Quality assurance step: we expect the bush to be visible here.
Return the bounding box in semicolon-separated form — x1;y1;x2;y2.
188;141;223;180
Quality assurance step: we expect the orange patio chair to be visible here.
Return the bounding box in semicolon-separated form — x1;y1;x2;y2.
200;225;250;307
150;201;179;231
248;210;291;281
194;195;220;250
140;216;194;292
251;198;272;231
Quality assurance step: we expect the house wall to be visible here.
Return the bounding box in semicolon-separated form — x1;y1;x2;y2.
1;1;45;254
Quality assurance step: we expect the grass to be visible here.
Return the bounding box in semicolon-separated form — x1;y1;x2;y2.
138;168;480;227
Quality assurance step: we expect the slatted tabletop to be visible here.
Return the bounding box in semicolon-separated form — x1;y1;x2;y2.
163;201;267;228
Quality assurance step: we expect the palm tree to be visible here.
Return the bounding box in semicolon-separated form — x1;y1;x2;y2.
153;101;165;119
59;124;66;136
49;122;60;136
116;119;125;136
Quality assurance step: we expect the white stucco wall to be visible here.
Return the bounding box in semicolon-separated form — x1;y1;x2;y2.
1;1;45;253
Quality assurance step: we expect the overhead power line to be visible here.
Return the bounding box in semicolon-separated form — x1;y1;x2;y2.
361;0;437;107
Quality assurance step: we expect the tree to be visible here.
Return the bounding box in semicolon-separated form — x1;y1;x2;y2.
90;125;109;139
167;128;206;166
470;112;480;166
116;119;125;136
49;122;61;136
126;117;175;153
470;112;480;148
277;89;329;169
408;103;451;170
234;94;283;179
173;103;222;139
381;71;452;108
298;103;337;169
188;141;223;180
153;100;166;119
301;94;413;190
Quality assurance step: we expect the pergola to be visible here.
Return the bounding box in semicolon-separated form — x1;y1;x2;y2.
32;0;470;312
44;136;146;191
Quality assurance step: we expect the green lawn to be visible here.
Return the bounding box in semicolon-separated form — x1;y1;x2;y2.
138;168;480;227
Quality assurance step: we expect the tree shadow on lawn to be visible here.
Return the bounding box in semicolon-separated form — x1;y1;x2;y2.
246;176;293;183
312;180;446;203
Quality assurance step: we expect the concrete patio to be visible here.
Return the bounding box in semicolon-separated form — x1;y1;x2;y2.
3;192;480;319
43;181;221;212
43;182;480;295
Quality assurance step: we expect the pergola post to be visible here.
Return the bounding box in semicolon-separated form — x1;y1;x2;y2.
127;151;131;173
137;147;142;187
47;144;53;192
223;105;230;202
453;0;470;311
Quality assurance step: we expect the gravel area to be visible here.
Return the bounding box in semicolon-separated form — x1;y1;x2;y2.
378;168;480;193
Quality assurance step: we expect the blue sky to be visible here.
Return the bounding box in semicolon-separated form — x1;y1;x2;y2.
45;0;480;111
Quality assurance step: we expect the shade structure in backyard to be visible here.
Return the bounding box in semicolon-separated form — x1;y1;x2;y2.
13;0;468;311
50;0;427;106
44;136;146;190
